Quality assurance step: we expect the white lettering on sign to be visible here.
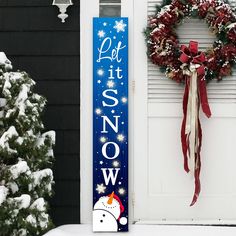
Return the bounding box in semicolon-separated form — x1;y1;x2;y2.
101;168;120;186
102;142;120;160
102;89;119;107
101;116;120;133
97;37;126;63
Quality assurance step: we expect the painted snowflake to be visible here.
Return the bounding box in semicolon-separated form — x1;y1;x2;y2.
97;30;105;38
113;20;127;33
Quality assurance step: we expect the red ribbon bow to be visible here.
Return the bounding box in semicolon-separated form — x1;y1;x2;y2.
180;41;211;118
179;41;211;206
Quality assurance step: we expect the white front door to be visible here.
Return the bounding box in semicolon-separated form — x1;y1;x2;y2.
133;0;236;224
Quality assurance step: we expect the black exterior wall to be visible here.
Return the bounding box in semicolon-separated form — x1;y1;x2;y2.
0;0;80;226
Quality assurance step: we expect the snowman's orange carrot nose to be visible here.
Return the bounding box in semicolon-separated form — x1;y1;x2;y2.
107;191;114;205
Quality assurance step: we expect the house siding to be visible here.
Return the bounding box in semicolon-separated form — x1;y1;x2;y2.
0;0;80;226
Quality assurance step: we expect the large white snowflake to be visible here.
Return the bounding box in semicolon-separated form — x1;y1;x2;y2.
97;30;105;38
95;108;102;115
113;20;127;33
100;136;107;143
96;183;106;194
97;69;104;76
121;97;127;103
118;188;125;195
117;134;125;142
113;161;120;167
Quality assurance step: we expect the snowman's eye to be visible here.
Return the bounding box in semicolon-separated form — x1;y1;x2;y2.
103;214;105;217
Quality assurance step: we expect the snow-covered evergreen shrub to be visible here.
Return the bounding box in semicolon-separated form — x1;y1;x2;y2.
0;52;55;236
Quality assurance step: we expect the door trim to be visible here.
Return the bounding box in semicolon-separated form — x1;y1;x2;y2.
80;0;99;224
133;0;148;222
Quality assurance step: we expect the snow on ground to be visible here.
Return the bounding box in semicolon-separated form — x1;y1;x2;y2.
43;224;236;236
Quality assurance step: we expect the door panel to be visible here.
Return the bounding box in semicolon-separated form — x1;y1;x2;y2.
146;104;236;221
134;0;236;223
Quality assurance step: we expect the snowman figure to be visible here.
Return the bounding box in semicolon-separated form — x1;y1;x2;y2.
93;191;128;232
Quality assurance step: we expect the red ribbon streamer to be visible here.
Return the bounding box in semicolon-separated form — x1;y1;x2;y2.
179;41;211;206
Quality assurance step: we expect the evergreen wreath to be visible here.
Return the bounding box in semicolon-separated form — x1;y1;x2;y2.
145;0;236;83
145;0;236;206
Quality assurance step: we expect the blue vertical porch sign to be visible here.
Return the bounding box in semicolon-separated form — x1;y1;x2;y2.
93;17;128;232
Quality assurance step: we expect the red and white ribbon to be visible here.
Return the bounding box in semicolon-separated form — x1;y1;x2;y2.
179;41;211;206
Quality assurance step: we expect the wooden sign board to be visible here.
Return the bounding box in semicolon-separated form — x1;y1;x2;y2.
93;17;128;232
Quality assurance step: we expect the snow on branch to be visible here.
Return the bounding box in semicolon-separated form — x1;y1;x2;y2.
0;186;8;205
9;160;30;180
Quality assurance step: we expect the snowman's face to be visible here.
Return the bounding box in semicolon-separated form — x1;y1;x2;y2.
94;196;120;219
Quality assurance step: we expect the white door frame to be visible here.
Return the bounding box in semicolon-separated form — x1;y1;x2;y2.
132;0;148;223
80;0;97;224
80;0;135;224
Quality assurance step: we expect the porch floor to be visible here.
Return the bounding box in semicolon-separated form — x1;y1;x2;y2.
44;224;236;236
